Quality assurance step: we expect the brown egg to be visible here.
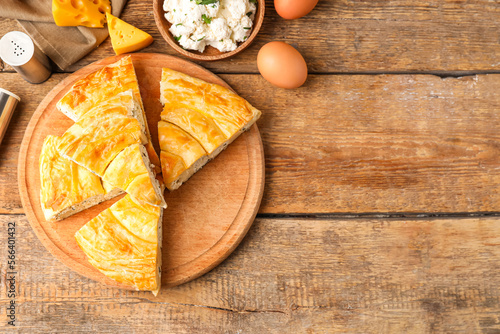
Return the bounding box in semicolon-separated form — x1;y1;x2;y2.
274;0;319;20
257;42;308;89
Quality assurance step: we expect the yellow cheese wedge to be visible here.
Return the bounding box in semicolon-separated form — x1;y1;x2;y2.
106;13;153;55
52;0;111;28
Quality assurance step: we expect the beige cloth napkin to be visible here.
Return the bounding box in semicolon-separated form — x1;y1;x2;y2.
0;0;127;70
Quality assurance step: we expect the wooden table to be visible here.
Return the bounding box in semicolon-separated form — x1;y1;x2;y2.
2;1;500;332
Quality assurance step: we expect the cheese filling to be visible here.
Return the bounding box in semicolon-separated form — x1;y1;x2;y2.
163;0;256;52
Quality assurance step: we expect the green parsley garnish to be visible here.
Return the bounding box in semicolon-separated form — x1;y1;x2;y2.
197;36;205;41
249;0;257;3
174;36;181;41
202;14;212;24
176;23;183;26
196;0;218;5
246;11;253;17
243;27;251;30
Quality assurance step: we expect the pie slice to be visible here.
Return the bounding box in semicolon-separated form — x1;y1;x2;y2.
57;98;146;177
158;121;208;190
75;194;162;295
160;68;261;139
158;68;262;190
56;55;160;171
161;107;227;157
80;90;148;136
39;135;123;222
102;144;167;208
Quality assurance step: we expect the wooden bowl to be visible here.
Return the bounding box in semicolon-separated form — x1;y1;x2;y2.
153;0;265;61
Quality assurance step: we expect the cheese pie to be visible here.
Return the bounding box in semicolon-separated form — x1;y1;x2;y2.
56;94;165;208
160;68;261;139
158;68;261;190
57;96;146;177
161;107;226;156
75;194;162;295
102;144;167;208
39;135;123;221
158;121;208;190
40;57;169;296
57;55;160;171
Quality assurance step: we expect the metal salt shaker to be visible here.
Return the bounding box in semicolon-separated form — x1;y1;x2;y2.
0;31;52;84
0;88;21;145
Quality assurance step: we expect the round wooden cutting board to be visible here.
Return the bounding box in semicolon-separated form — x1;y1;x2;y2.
18;53;265;291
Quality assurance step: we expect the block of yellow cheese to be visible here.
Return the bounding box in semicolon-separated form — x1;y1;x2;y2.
106;13;154;55
52;0;111;28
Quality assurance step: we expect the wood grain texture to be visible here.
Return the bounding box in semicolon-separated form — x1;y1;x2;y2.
3;0;500;332
2;1;500;73
0;74;60;214
1;215;500;333
17;54;264;289
3;73;500;214
239;73;500;214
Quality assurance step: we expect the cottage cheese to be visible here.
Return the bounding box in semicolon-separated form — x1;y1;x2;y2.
163;0;256;52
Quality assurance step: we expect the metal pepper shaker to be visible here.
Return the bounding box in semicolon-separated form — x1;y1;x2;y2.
0;88;21;145
0;31;52;84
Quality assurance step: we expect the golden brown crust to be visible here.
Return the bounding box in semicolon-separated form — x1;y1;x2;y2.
158;121;207;168
160;68;261;138
75;195;161;292
57;99;146;177
158;67;262;190
161;107;226;154
57;56;141;121
160;150;186;187
51;57;166;296
102;144;167;208
39;135;119;221
158;121;210;190
57;56;160;171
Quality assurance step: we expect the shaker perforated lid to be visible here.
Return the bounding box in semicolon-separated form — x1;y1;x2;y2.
0;31;35;67
0;31;51;84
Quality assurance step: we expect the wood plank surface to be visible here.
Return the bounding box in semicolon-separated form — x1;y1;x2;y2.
2;0;500;332
0;74;59;214
248;73;500;214
1;215;500;332
2;0;500;73
2;73;500;214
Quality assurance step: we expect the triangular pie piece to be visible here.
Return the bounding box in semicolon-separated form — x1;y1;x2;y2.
56;95;165;208
158;68;262;190
158;121;208;190
161;107;227;157
80;90;148;136
57;96;146;176
75;195;162;295
160;68;261;139
56;55;160;171
57;56;144;121
102;144;167;208
39;135;123;221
